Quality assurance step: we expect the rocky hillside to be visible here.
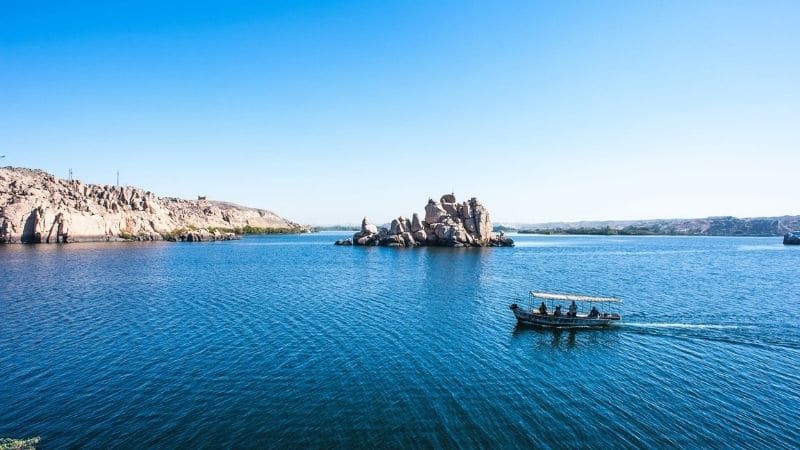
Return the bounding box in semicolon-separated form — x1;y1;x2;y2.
0;167;307;243
336;193;514;247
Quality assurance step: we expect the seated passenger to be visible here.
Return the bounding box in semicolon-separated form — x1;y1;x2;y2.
538;302;547;315
553;305;562;317
588;306;599;318
568;301;577;317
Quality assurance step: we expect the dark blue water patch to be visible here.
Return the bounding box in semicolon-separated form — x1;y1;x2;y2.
1;233;799;448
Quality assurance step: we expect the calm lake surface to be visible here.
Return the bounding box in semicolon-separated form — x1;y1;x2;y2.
2;233;799;448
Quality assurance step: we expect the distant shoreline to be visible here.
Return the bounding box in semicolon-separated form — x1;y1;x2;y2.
516;228;786;237
495;215;799;238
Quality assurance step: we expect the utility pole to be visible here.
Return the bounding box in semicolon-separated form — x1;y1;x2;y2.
68;168;73;182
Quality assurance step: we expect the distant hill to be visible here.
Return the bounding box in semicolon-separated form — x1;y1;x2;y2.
492;224;518;233
313;225;360;231
504;216;800;237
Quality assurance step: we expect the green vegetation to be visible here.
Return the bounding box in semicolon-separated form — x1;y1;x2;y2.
211;225;305;235
0;436;41;450
118;230;133;240
160;224;308;240
160;227;195;241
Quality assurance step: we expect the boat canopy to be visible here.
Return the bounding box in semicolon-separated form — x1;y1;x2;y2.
530;291;621;303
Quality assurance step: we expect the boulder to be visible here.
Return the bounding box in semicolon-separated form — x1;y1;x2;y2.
21;207;46;243
460;202;477;232
400;231;416;247
335;238;353;246
454;227;469;244
467;232;477;246
490;232;515;247
470;198;493;243
442;202;459;217
0;218;14;243
433;223;448;240
362;217;378;235
55;212;71;243
424;199;447;224
179;229;216;242
389;217;408;235
402;216;412;233
380;234;402;246
411;213;423;232
352;217;382;246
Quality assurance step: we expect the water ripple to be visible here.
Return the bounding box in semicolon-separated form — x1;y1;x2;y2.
1;234;799;448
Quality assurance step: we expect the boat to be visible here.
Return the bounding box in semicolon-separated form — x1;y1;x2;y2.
784;232;800;245
510;291;622;328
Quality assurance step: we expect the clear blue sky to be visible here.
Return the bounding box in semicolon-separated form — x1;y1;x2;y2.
2;1;798;224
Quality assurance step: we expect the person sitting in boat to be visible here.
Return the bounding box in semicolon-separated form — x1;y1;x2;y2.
567;301;577;317
588;306;599;318
538;302;547;315
553;305;562;317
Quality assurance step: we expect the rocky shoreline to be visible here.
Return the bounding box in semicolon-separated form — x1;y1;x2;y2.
335;193;513;248
0;167;308;244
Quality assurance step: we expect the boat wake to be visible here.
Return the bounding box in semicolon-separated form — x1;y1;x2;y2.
621;322;745;330
619;322;800;353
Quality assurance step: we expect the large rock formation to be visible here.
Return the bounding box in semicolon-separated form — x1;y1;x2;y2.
0;167;308;243
339;193;513;248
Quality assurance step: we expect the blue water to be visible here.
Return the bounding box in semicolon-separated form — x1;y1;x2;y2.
1;233;799;448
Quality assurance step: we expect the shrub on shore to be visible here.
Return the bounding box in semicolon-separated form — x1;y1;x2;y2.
159;225;305;240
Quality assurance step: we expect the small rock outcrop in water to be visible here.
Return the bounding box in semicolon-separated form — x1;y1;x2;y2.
0;167;308;243
175;229;240;242
0;436;40;449
336;194;514;247
784;232;800;245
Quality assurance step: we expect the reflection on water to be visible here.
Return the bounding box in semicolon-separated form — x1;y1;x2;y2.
512;324;624;350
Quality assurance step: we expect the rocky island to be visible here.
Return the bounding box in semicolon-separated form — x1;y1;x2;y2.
0;167;308;243
336;193;514;247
